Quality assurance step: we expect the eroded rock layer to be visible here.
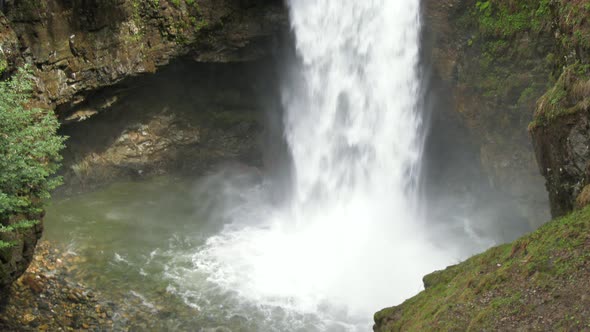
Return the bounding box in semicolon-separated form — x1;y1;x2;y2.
57;60;275;192
0;0;286;108
0;0;286;294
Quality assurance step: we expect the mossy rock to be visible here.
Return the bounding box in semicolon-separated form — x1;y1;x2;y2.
422;266;460;289
575;185;590;210
530;64;590;129
374;206;590;331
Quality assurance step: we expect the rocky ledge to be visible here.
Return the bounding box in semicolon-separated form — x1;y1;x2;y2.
0;0;287;110
531;65;590;217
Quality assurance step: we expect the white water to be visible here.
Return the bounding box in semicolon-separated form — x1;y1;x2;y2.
168;1;457;330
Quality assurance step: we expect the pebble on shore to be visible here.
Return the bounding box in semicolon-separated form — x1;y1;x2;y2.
0;241;114;331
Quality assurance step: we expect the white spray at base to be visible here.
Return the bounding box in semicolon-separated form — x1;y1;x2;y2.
170;0;457;330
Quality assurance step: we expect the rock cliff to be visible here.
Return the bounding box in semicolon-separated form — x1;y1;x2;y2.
529;0;590;217
57;60;274;191
375;0;590;329
0;0;286;294
0;0;286;109
0;214;43;292
424;0;552;229
3;0;586;324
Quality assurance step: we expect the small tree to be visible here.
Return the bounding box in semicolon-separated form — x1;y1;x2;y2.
0;66;66;248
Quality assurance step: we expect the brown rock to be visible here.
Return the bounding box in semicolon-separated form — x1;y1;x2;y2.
0;213;44;295
21;274;44;294
2;0;288;109
22;313;36;325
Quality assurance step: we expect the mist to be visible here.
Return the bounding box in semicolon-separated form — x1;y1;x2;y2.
160;1;499;330
45;1;551;331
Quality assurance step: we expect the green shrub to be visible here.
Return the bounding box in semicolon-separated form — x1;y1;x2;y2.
0;66;66;248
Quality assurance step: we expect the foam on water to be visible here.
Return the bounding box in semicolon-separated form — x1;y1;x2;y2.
167;0;457;329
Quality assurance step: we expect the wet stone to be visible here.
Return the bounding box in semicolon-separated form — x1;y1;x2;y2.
0;241;115;331
3;220;211;330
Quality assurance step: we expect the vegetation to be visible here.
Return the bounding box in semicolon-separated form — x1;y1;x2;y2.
170;0;209;44
130;0;209;45
527;0;590;129
474;0;552;38
375;205;590;331
455;0;590;135
0;67;66;248
374;3;590;327
459;0;554;102
530;64;590;129
552;1;590;51
449;0;556;158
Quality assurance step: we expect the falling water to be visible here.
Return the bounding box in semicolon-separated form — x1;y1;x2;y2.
167;0;455;330
39;0;541;330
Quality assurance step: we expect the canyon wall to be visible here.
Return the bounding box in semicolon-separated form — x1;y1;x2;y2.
3;0;583;314
423;0;552;230
375;0;590;329
529;0;590;217
1;0;286;109
0;0;286;293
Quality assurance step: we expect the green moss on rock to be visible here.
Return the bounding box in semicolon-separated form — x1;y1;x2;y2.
530;64;590;129
457;0;554;104
374;206;590;331
473;0;552;38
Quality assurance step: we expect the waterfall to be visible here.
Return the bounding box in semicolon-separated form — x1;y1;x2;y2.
168;0;455;330
284;0;424;210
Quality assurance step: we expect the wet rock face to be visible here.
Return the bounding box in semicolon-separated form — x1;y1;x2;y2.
532;112;590;217
528;0;590;217
423;0;552;227
0;0;287;109
0;14;19;72
0;216;43;292
0;0;285;294
56;60;273;192
65;112;201;184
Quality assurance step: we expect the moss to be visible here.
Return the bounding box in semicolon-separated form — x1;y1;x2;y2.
473;0;552;38
422;266;460;289
11;0;49;20
0;57;7;76
126;0;209;45
129;0;156;42
554;1;590;52
575;185;590;209
375;206;590;331
530;63;590;129
534;1;590;98
452;0;554;124
165;0;209;43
